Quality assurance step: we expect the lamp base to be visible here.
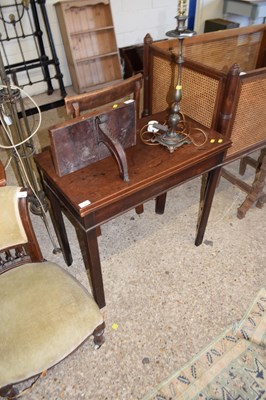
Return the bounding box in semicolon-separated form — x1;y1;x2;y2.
153;132;190;153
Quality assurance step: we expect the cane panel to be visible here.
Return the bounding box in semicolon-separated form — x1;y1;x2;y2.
227;75;266;158
151;55;220;128
187;33;260;72
168;32;262;73
181;68;220;128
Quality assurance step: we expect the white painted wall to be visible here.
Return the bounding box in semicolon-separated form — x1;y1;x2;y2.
194;0;264;33
111;0;178;47
194;0;222;33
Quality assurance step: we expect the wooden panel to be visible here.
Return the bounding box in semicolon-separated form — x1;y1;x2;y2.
76;55;122;90
71;30;118;60
49;101;136;177
61;2;112;33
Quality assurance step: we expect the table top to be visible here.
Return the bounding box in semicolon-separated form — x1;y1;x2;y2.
34;112;231;219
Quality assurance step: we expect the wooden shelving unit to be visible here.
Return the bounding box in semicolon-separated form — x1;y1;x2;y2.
54;0;122;93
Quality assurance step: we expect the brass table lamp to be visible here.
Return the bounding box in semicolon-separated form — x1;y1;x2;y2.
153;0;196;153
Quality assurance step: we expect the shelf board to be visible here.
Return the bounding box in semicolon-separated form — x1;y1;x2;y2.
79;78;122;92
76;51;119;63
69;26;114;37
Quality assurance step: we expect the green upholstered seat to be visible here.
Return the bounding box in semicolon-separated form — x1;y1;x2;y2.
0;261;103;388
0;171;104;398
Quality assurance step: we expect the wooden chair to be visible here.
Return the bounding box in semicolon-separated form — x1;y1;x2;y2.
142;26;266;217
142;33;229;215
143;25;266;119
65;73;144;217
217;65;266;218
65;73;143;119
0;168;105;398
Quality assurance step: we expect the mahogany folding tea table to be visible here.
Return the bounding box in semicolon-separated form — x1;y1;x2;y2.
34;112;231;308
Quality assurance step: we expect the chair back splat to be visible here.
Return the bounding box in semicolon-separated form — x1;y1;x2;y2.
65;73;143;118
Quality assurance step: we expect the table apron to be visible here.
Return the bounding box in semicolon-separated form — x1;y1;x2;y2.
89;154;225;228
43;150;225;233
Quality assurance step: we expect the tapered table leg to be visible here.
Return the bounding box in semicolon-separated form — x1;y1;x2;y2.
82;228;105;309
46;186;73;266
195;167;221;246
155;193;167;214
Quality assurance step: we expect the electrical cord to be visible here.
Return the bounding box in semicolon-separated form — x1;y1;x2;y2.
140;113;208;148
0;83;42;149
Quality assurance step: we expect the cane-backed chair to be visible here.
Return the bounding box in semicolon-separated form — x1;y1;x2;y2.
0;178;105;399
142;33;229;214
217;66;266;217
143;25;266;217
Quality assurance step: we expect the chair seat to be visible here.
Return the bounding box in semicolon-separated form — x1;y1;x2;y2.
0;262;103;388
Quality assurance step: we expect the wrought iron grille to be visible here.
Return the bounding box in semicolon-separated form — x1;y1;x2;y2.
0;0;66;114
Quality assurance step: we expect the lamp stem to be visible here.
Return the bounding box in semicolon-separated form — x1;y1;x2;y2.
150;11;196;152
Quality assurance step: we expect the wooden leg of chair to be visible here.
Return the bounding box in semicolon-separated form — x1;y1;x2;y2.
237;153;266;219
255;153;266;209
135;204;144;214
96;226;102;236
256;194;266;209
239;150;266;176
239;156;249;175
93;321;105;349
237;201;252;219
0;385;19;399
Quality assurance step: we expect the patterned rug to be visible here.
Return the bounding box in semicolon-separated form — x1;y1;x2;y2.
142;288;266;400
